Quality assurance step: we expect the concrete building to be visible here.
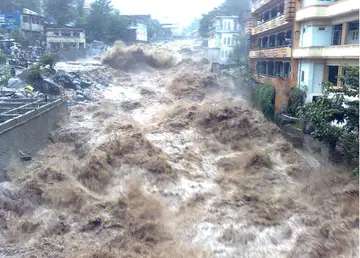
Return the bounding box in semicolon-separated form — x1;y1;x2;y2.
45;25;86;50
247;0;296;111
247;0;359;111
208;16;241;64
121;15;150;43
293;0;359;102
0;9;45;42
161;23;181;40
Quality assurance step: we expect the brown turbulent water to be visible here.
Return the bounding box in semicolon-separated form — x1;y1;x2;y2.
0;40;358;258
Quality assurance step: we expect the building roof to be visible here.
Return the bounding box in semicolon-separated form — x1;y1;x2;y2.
210;15;240;22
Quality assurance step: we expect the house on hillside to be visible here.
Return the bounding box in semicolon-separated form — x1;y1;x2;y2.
208;16;241;64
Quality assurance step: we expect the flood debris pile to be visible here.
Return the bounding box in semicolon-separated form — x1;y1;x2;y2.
102;41;175;72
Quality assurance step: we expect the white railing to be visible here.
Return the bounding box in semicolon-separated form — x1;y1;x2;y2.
293;44;360;58
296;0;359;21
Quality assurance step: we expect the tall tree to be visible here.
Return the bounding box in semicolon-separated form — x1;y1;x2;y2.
75;0;86;26
0;0;41;13
86;0;112;42
44;0;75;25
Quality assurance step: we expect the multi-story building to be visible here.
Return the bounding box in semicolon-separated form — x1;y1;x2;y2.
293;0;359;102
208;16;241;64
247;0;296;111
45;25;86;50
0;9;45;44
247;0;359;111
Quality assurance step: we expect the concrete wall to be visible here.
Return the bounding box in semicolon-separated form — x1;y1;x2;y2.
302;0;335;8
298;61;324;101
300;25;333;47
0;100;68;180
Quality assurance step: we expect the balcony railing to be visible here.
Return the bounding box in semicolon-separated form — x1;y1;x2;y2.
252;15;288;35
250;46;292;58
251;0;273;12
296;0;359;21
293;44;360;59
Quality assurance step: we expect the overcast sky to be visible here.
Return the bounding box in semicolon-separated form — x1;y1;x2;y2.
86;0;226;27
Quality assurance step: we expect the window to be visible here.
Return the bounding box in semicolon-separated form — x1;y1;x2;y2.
328;66;339;85
227;22;231;31
62;31;71;37
232;37;236;45
352;31;359;40
332;24;342;45
284;62;291;77
22;15;29;23
31;17;36;24
318;27;325;31
223;37;226;45
73;32;80;37
227;37;230;45
301;71;305;82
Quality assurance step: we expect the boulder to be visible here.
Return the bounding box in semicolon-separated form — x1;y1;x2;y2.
53;70;76;89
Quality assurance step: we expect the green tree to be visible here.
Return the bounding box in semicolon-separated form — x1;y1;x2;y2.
44;0;75;25
104;13;128;44
75;0;86;26
298;66;359;174
0;0;41;12
86;0;112;42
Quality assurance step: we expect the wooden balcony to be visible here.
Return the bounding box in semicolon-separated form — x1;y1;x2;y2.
252;15;288;35
249;46;291;58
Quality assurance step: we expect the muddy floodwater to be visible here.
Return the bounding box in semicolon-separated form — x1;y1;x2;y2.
0;40;358;258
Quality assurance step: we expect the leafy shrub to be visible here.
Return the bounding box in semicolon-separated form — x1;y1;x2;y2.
287;87;306;117
253;84;276;120
40;53;57;68
28;64;42;80
0;75;11;86
298;66;359;175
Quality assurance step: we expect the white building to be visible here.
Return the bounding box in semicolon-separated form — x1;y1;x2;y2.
45;25;86;50
293;0;359;102
208;16;241;64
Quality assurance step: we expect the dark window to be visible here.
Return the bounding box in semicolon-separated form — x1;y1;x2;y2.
31;17;36;24
62;31;71;37
263;11;270;21
275;61;282;76
73;32;80;37
79;43;85;48
301;71;305;82
328;66;339;85
270;7;278;19
23;15;29;23
332;30;341;45
284;62;291;77
267;61;275;76
318;27;325;31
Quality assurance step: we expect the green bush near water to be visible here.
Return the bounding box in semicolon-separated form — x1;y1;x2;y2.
253;84;276;121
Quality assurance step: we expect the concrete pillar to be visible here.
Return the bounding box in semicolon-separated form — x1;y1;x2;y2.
337;66;343;87
341;22;349;45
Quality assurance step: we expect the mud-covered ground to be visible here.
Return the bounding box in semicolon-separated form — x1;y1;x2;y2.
0;41;358;258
